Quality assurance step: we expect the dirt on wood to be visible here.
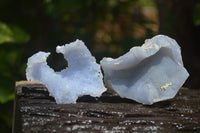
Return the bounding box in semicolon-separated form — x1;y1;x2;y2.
13;81;200;133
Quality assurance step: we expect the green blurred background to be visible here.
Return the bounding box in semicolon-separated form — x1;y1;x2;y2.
0;0;200;132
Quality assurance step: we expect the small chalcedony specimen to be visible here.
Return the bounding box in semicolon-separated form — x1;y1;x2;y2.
100;35;189;105
26;40;106;104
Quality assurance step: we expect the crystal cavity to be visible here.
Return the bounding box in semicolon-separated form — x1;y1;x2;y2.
100;35;189;105
26;40;107;104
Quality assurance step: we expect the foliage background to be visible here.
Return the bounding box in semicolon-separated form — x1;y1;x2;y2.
0;0;200;132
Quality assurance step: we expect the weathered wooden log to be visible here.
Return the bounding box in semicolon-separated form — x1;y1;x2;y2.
13;81;200;132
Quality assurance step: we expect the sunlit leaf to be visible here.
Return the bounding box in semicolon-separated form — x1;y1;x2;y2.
9;24;30;43
0;21;30;44
0;21;14;44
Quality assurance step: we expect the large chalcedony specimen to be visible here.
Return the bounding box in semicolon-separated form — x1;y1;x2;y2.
101;35;189;105
26;40;106;104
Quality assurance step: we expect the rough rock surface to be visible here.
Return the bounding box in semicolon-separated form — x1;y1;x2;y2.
26;40;106;104
101;35;189;104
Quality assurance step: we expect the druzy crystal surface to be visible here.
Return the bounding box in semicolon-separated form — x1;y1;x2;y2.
100;35;189;105
26;40;106;104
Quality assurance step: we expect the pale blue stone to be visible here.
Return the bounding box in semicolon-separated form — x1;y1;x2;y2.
26;40;106;104
100;35;189;105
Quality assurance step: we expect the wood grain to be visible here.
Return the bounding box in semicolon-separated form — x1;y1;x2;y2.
13;81;200;132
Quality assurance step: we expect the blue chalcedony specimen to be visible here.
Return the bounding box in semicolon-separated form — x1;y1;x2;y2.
100;35;189;105
26;40;106;104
